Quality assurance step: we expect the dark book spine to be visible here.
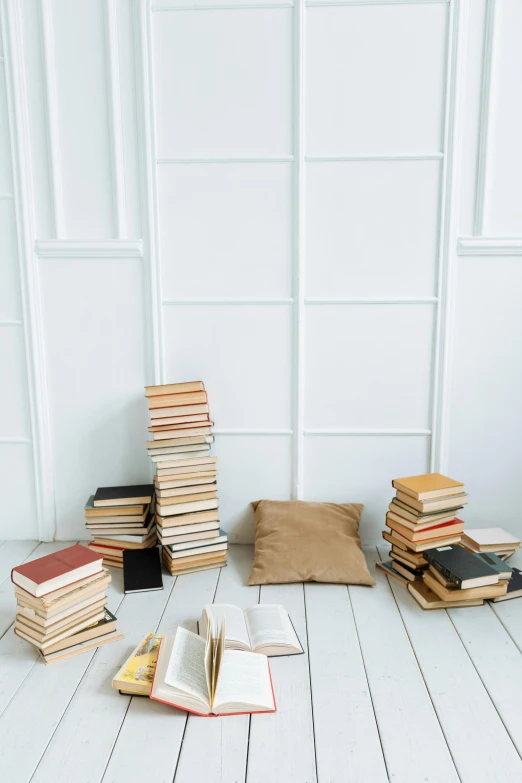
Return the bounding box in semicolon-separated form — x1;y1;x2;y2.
424;552;462;587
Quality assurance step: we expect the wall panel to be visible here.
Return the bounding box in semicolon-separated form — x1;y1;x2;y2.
0;199;22;319
0;444;37;538
0;60;12;192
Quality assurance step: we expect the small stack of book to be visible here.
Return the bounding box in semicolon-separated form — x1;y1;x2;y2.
378;473;468;585
461;528;521;560
85;485;156;568
12;544;123;663
145;381;228;575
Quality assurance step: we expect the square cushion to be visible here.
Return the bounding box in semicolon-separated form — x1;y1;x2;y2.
247;500;375;586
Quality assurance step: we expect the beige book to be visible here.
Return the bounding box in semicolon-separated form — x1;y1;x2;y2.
15;608;107;649
392;473;464;500
150;403;209;419
150;413;209;427
155;455;217;472
387;507;459;530
408;580;484;609
41;630;124;664
157;490;217;505
390;546;427;566
166;542;227;561
147;435;213;450
14;570;110;610
382;529;462;553
386;516;464;542
157;509;220;528
16;590;107;624
395;490;468;514
162;551;227;570
389;560;423;582
145;381;204;397
163;560;227;577
43;610;117;655
151;446;211;461
155;474;218;490
155;498;218;517
103;559;124;569
151;426;213;441
149;391;208;409
423;571;507;602
391;551;428;570
156;481;217;497
85;504;148;519
461;528;521;552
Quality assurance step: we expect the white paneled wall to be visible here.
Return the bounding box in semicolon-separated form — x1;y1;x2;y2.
0;0;521;542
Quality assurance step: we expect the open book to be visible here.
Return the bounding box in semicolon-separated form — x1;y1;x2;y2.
150;622;276;717
199;603;303;657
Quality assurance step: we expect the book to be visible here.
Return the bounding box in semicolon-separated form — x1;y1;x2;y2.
40;630;124;664
375;560;411;586
151;446;211;462
387;506;459;530
162;557;227;577
395;490;468;514
112;632;164;694
123;547;163;594
423;571;507;602
145;381;205;397
86;514;155;536
92;529;157;547
155;455;217;471
147;435;214;451
41;609;117;654
156;483;217;498
408;580;484;609
148;391;208;409
392;473;464;500
160;527;221;545
17;594;107;627
150;624;276;716
157;519;220;538
490;568;522;602
166;542;227;560
150;425;214;439
390;497;464;522
162;550;227;570
424;544;501;589
13;569;110;609
389;560;425;581
386;517;464;542
461;528;521;553
391;552;428;572
150;403;209;420
474;552;513;580
199;604;302;657
156;490;217;505
11;544;103;597
155;498;219;517
390;546;427;566
150;414;210;427
93;485;154;508
382;530;462;553
84;497;148;520
168;530;228;552
15;607;107;649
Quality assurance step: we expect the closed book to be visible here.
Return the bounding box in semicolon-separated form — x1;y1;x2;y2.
150;426;214;441
123;547;163;594
391;551;428;570
151;446;211;461
11;544;103;598
461;528;521;552
155;474;217;490
148;391;207;409
156;490;217;505
13;569;110;609
167;530;228;553
423;545;500;589
145;381;205;397
390;497;464;522
150;413;210;427
387;505;459;529
395;490;468;514
15;607;107;649
375;560;411;586
156;498;219;517
150;403;209;419
156;509;220;528
147;435;213;450
40;630;124;664
93;485;154;508
92;529;157;546
162;559;227;577
386;517;464;542
85;496;148;519
162;549;227;567
155;455;217;472
156;519;220;537
42;609;117;655
392;473;464;500
491;568;522;602
408;580;484;610
167;541;228;560
150;421;213;434
382;529;462;553
112;632;164;694
474;552;513;580
390;546;427;566
389;560;425;581
423;571;507;602
160;527;221;545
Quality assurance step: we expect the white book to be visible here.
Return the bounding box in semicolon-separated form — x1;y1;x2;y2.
168;529;227;552
199;603;303;657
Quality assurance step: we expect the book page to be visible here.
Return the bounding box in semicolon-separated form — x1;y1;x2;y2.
210;620;226;703
213;650;274;713
204;604;250;649
164;627;210;704
245;604;301;651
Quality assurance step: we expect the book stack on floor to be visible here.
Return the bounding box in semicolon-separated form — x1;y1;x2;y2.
145;381;228;576
378;472;468;587
85;485;156;568
461;528;521;560
11;544;123;663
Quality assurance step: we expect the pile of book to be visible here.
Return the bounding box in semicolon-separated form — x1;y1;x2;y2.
461;527;521;560
11;544;123;663
145;381;228;576
378;472;468;587
85;485;156;568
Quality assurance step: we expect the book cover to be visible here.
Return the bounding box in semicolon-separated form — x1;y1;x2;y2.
474;552;513;579
112;632;164;693
424;545;500;588
93;485;154;507
491;568;522;602
145;381;204;397
462;528;521;549
392;473;463;499
123;547;163;594
12;544;103;597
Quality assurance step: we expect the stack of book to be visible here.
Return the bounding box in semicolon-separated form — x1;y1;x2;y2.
85;485;156;568
145;381;228;576
378;473;468;585
461;528;521;560
11;544;123;663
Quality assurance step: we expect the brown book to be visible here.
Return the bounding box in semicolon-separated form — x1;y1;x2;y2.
382;530;462;553
149;420;213;433
150;403;209;420
13;569;110;608
41;629;124;664
375;560;411;586
156;491;218;506
408;580;484;609
149;391;208;409
386;516;464;542
91;532;157;549
145;381;205;397
85;502;148;520
155;473;218;490
157;509;220;528
387;506;459;529
392;473;464;500
150;413;210;428
15;605;107;647
150;426;214;441
395;490;468;514
155;498;218;517
389;560;425;581
423;571;507;602
390;546;427;566
42;609;117;655
11;544;103;598
162;559;227;577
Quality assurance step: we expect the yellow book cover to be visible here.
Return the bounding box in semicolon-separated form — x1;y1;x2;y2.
112;633;163;695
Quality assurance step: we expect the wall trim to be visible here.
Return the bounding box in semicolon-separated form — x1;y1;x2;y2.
458;237;522;256
157;156;294;164
39;0;65;238
473;0;496;235
306;154;443;162
429;0;467;474
1;0;56;541
152;3;293;10
0;192;14;199
0;319;23;326
162;298;293;306
305;297;438;305
104;0;127;238
306;0;449;6
35;239;143;258
304;428;432;436
214;429;294;435
0;436;33;444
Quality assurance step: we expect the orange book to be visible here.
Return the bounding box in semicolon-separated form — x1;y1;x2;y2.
386;517;464;542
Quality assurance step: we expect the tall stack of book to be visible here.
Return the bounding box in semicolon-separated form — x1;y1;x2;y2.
378;473;468;586
85;485;156;568
12;544;123;663
145;381;228;576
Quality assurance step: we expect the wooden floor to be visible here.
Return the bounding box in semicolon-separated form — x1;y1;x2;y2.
1;542;522;783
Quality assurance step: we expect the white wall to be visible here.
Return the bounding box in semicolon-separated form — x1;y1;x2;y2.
0;0;520;543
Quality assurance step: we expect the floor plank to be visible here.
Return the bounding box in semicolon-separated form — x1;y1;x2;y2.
489;548;522;651
101;565;221;783
0;540;39;592
350;548;460;782
0;541;78;715
173;545;259;783
246;582;317;783
304;582;387;783
376;545;522;782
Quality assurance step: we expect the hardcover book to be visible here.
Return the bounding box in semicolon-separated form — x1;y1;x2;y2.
199;603;303;657
11;544;103;597
461;528;521;552
112;632;164;694
123;547;163;594
408;580;484;610
491;568;522;602
93;485;154;508
423;544;500;589
392;473;464;500
423;571;507;602
145;381;205;397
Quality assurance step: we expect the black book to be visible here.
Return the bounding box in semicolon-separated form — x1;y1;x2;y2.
424;544;499;589
93;484;154;508
474;552;513;580
123;547;163;594
491;568;522;602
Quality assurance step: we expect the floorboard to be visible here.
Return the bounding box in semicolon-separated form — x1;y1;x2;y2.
376;545;522;782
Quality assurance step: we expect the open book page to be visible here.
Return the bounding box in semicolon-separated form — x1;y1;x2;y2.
201;604;250;651
164;627;210;706
245;604;302;655
213;650;275;715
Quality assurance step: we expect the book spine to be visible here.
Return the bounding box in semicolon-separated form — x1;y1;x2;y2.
424;553;462;587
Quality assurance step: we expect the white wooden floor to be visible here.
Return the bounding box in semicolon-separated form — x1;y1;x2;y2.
1;542;522;783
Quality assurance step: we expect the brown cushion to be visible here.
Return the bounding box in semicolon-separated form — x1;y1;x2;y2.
247;500;375;586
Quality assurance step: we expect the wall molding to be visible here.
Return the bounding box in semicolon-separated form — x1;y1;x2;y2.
162;298;293;306
306;0;449;6
458;237;522;256
152;3;293;11
473;0;496;236
214;429;293;435
104;0;127;238
304;428;432;436
0;319;23;326
305;296;438;305
1;0;56;541
0;436;32;444
429;0;467;474
39;0;65;238
306;154;443;162
157;156;293;164
35;239;143;258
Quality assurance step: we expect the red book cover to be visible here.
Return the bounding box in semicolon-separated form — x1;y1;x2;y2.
11;544;103;592
386;518;463;541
